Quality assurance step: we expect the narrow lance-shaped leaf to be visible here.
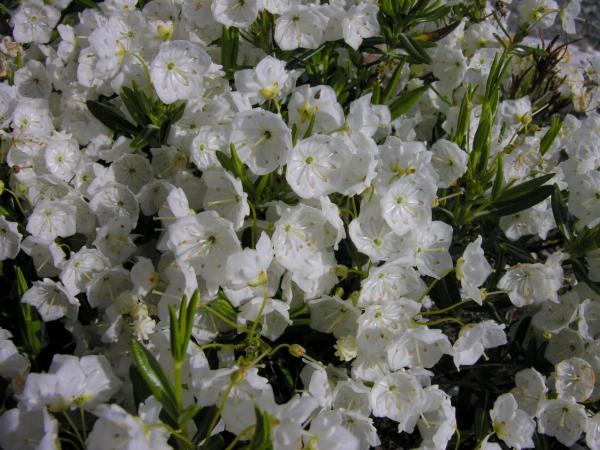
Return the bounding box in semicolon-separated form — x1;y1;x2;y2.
131;340;179;420
388;84;429;120
540;116;562;156
86;100;138;136
551;184;571;241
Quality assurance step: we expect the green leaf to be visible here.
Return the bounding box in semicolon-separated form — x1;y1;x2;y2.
211;297;238;324
490;156;504;201
551;184;571;241
540;116;562;156
498;174;555;203
388;84;429;120
245;405;273;450
216;151;234;173
15;266;43;358
86;100;138;137
130;124;160;149
397;33;432;64
169;304;182;362
193;406;218;445
199;435;225;450
120;85;149;127
474;185;553;220
130;340;179;420
230;143;255;194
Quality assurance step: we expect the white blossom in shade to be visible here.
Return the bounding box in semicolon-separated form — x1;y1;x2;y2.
497;252;565;307
453;320;507;368
555;357;595;402
413;220;454;279
44;138;81;181
348;198;413;262
274;6;329;51
334;335;359;362
87;404;171;450
238;297;291;340
500;199;556;241
380;175;436;237
93;217;137;264
560;0;581;34
286;134;341;198
229;108;292;175
0;328;29;380
430;139;468;188
21;237;65;278
89;182;139;229
568;170;600;227
211;0;260;28
490;393;535;450
518;0;559;29
190;125;227;170
370;371;427;432
11;2;60;43
510;368;548;417
86;268;132;310
342;2;380;50
387;328;453;369
308;296;360;339
166;211;241;283
288;84;345;135
418;387;456;450
111;153;154;194
60;247;111;296
0;407;59;450
150;40;212;104
456;235;492;305
14;60;52;99
587;412;600;450
303;410;361;450
21;279;79;322
234;55;299;105
358;261;426;307
537;398;588;446
201;168;249;230
0;216;22;261
22;354;121;412
224;232;277;305
26;201;76;243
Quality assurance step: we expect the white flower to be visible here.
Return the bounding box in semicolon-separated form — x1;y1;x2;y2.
490;393;535;449
21;354;121;411
87;404;170;450
211;0;260;28
387;328;453;369
430;139;468;188
274;6;329;51
89;182;139;229
229;108;292;175
555;357;595;402
456;235;492;305
380;175;436;236
0;216;22;261
453;320;507;368
288;84;345;135
11;3;60;44
26;201;77;243
537;398;588;446
150;40;212;104
342;3;380;50
234;55;299;105
334;335;359;362
0;407;59;450
21;279;79;322
201;168;249;230
0;328;29;380
509;368;547;416
166;211;241;283
370;371;427;432
303;410;361;450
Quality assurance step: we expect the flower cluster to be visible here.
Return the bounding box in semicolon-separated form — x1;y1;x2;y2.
1;0;600;448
